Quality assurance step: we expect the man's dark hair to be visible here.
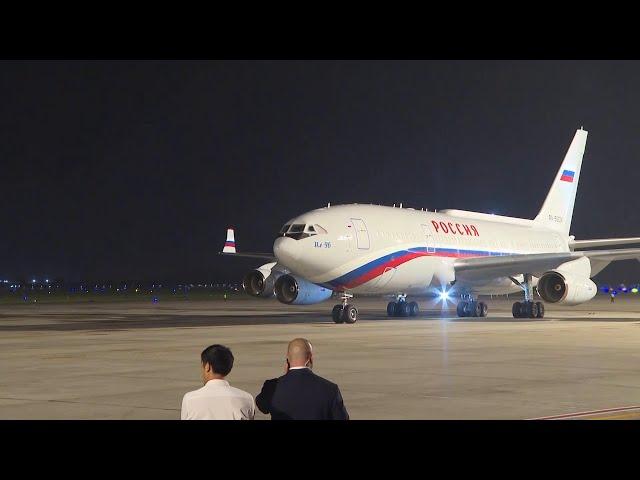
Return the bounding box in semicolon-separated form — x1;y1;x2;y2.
201;344;234;376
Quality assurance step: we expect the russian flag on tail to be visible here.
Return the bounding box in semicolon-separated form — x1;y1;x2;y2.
560;169;575;183
223;228;236;253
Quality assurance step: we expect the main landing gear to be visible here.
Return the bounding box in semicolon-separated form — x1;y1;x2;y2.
512;301;545;319
511;273;545;319
332;293;358;324
387;295;419;317
456;299;488;318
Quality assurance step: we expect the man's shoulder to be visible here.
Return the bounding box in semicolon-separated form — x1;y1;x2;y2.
182;385;206;402
183;383;253;401
258;377;278;392
309;371;340;390
286;370;340;390
227;385;255;402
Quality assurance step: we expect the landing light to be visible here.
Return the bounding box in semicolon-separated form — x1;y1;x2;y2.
439;288;450;301
632;288;639;294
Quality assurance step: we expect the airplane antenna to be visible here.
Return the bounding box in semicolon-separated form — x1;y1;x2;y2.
400;202;403;208
327;202;331;208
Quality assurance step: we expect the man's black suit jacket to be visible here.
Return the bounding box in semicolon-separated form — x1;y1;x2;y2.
256;368;349;420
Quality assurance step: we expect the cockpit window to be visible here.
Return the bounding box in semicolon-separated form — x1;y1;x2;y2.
279;224;291;234
277;223;326;240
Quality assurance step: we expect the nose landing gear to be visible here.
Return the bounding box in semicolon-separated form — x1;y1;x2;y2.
332;293;358;324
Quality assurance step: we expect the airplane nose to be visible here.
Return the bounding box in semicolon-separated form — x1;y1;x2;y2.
273;237;302;268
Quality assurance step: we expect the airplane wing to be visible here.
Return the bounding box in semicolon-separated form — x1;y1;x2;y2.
219;251;276;260
220;228;275;261
570;237;640;249
454;248;640;281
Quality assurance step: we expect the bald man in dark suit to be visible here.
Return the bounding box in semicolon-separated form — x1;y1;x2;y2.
256;338;349;420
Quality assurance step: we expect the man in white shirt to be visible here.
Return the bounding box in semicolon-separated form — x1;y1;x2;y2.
181;344;255;420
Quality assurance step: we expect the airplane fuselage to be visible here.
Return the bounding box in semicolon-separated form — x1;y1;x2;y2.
273;204;568;296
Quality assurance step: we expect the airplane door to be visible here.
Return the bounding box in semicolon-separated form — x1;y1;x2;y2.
351;218;370;250
421;224;436;253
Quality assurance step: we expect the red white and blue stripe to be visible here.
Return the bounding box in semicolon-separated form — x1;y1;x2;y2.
560;169;575;183
321;247;510;290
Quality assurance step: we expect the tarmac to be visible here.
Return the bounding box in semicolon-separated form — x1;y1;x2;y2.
2;295;640;419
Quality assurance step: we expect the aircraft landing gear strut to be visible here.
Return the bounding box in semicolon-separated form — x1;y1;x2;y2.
511;273;545;319
456;294;488;318
332;293;358;324
387;294;419;317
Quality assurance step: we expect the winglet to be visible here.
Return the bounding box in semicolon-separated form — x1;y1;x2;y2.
222;228;236;253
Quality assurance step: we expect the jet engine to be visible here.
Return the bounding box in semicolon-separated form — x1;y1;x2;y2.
242;262;282;298
274;274;333;305
537;270;597;305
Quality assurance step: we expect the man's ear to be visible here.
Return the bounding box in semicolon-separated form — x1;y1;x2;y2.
204;362;212;373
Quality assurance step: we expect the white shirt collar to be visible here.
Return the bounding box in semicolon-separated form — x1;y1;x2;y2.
205;379;230;386
288;366;309;370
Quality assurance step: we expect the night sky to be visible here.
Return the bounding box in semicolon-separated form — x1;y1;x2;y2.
1;60;639;283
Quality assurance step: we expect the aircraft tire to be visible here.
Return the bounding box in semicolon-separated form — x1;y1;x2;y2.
536;301;545;318
332;305;344;324
457;301;467;317
479;301;488;317
512;302;522;318
530;302;539;318
387;302;397;317
342;304;358;324
397;302;410;317
408;301;419;317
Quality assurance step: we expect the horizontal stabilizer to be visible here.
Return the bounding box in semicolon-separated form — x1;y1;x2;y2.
220;227;275;260
219;251;276;260
570;237;640;249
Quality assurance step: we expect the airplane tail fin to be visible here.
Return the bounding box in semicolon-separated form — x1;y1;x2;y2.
222;228;236;253
534;128;588;237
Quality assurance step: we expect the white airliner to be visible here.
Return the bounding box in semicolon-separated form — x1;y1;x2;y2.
223;128;640;323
